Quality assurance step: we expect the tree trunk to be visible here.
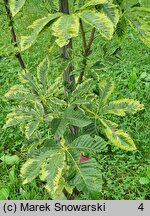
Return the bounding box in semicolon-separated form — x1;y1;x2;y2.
59;0;75;85
3;0;26;71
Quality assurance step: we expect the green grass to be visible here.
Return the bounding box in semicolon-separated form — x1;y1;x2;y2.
0;0;150;200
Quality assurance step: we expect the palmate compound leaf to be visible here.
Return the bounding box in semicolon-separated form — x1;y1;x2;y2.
9;0;26;17
98;79;114;106
21;13;62;51
78;10;114;40
20;148;60;185
102;99;144;116
51;14;80;47
37;57;49;87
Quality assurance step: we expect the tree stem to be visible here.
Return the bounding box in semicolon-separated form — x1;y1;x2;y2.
79;19;87;49
78;25;96;84
3;0;26;71
59;0;75;85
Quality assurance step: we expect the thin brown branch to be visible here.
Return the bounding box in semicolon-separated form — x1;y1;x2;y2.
86;27;96;55
3;0;26;71
79;19;87;50
78;27;96;83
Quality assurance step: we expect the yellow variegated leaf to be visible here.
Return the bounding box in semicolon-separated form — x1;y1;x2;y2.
34;101;45;116
21;13;62;51
72;79;93;98
103;99;144;116
40;152;65;195
4;85;35;100
101;3;120;26
9;0;26;17
44;114;54;124
105;127;136;151
21;148;55;184
99;118;118;128
25;120;40;139
125;7;150;47
98;79;114;106
50;97;67;106
21;159;38;184
4;112;32;128
37;57;49;86
4;85;28;97
79;10;114;40
51;14;79;47
80;0;108;9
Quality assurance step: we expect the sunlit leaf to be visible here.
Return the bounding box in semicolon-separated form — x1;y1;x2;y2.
51;14;79;47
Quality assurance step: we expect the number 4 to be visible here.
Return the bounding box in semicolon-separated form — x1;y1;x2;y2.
138;203;144;211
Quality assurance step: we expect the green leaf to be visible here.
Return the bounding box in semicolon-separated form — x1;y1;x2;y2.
146;165;150;178
72;158;102;198
51;14;79;47
126;7;150;47
103;99;144;116
21;13;62;51
98;79;114;106
44;114;54;124
40;152;65;195
115;15;127;42
34;101;45;116
68;134;106;153
9;165;17;183
101;3;120;26
4;112;32;128
99;118;118;128
0;188;10;200
72;79;93;97
4;85;35;100
65;107;92;127
37;57;49;86
0;155;19;165
25;120;40;139
21;73;40;94
79;10;114;39
9;0;26;17
20;148;56;184
80;0;108;9
55;118;68;137
50;97;67;106
139;177;150;185
104;127;136;151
